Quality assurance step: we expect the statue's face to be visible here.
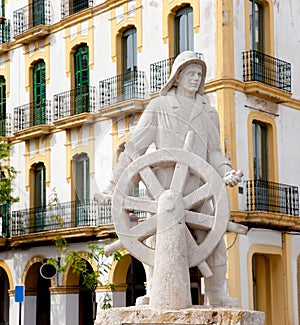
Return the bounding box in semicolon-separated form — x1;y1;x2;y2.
175;63;202;96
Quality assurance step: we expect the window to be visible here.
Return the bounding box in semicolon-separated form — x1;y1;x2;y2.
122;28;137;100
33;60;46;126
33;0;46;26
71;0;89;15
252;121;268;180
0;76;6;136
75;154;90;225
249;0;264;52
34;163;46;231
0;171;9;237
74;44;89;114
174;6;194;57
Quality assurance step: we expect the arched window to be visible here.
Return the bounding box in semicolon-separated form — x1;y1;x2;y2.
121;27;138;100
34;163;46;231
75;154;90;226
74;44;90;114
249;0;264;52
0;76;6;136
33;60;46;126
174;6;194;56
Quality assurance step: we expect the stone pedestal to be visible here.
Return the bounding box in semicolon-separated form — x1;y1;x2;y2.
95;306;265;325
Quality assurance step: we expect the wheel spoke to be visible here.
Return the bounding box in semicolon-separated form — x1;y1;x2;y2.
139;166;164;199
124;196;157;214
170;163;189;193
183;183;213;210
185;211;215;230
129;214;158;241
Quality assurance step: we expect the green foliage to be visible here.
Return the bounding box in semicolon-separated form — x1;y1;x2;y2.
48;235;122;308
0;142;19;205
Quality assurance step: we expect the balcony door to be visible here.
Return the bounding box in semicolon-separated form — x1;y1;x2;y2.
74;44;89;114
249;0;265;81
75;154;90;226
34;163;46;231
252;121;268;210
174;5;194;57
33;0;45;27
33;60;46;126
71;0;89;15
0;76;6;136
122;27;137;100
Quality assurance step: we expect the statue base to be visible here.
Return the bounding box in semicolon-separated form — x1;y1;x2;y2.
95;306;265;325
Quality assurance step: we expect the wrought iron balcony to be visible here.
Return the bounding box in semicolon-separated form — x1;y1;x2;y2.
61;0;94;19
0;19;11;44
150;52;203;93
13;100;52;132
53;86;96;121
242;50;291;92
11;199;112;236
0;114;12;137
245;179;299;216
99;70;146;108
13;0;51;36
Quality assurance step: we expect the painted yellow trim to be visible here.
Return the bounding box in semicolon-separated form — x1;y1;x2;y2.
21;255;44;284
282;233;294;325
24;39;51;93
0;261;14;290
110;1;143;63
216;88;238;209
244;0;274;55
66;130;72;183
225;233;242;305
109;253;132;285
216;0;234;78
65;17;94;78
162;0;200;50
247;244;282;310
0;53;11;98
247;111;278;182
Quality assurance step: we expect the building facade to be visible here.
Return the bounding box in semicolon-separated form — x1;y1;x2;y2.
0;0;299;324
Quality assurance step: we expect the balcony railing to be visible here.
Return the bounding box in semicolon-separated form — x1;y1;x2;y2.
242;50;291;92
99;70;146;108
245;179;299;216
61;0;94;19
0;114;12;137
0;19;11;44
53;86;96;121
13;0;51;36
11;200;112;236
14;100;52;132
150;52;203;93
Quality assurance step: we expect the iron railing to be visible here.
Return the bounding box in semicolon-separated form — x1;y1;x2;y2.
99;70;146;108
245;179;299;216
13;100;52;132
61;0;93;19
150;52;203;93
13;0;51;36
0;114;12;137
0;19;10;44
242;50;291;92
53;85;96;120
11;199;112;236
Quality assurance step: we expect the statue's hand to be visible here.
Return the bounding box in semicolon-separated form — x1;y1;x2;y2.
223;170;243;187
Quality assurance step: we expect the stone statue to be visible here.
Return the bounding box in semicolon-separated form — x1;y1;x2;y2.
100;51;246;310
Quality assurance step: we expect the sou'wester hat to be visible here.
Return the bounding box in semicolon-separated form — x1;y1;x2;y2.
160;50;207;96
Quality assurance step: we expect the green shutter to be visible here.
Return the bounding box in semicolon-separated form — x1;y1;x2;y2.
33;60;46;126
0;76;6;136
33;0;45;27
74;44;89;114
34;163;46;231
